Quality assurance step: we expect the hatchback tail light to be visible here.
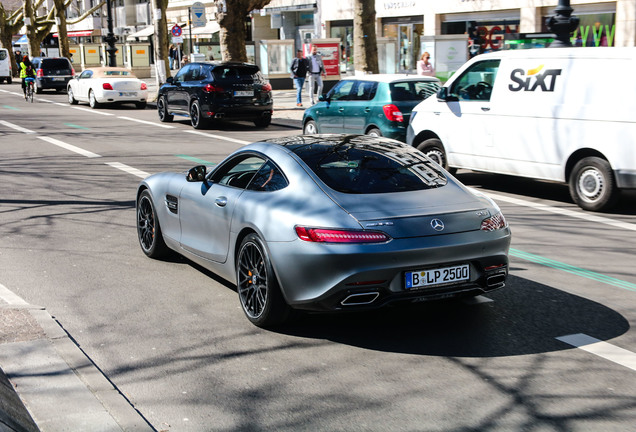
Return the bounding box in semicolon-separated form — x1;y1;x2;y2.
36;69;44;77
295;226;391;243
140;82;147;90
203;83;223;93
383;104;404;122
103;83;113;90
480;212;507;231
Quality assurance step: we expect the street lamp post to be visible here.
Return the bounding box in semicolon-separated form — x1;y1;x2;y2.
546;0;579;47
104;0;118;66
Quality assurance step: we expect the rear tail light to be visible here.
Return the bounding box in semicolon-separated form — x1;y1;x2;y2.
203;83;223;93
103;83;113;90
383;104;403;122
480;212;507;231
36;69;44;77
71;67;75;76
262;83;272;92
295;226;391;243
140;82;147;90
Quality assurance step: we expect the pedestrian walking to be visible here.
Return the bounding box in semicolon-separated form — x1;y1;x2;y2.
307;45;326;105
290;49;308;107
169;44;175;69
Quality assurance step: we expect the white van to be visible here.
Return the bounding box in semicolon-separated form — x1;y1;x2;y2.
0;48;12;84
407;47;636;212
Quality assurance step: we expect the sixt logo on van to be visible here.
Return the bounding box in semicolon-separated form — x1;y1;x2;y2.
508;65;562;92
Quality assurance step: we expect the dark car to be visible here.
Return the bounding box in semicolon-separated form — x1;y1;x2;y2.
302;74;440;142
31;57;75;93
157;62;273;129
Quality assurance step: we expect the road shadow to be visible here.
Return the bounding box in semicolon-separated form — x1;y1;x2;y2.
456;170;636;215
275;274;630;358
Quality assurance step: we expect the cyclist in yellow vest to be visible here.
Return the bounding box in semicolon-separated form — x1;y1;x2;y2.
19;56;36;99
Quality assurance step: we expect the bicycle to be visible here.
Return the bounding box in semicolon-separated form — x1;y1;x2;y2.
24;77;35;103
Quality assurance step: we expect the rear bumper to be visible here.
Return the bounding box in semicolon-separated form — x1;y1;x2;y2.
201;101;273;120
36;77;71;90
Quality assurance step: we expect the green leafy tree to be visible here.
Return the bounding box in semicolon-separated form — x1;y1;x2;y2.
214;0;271;62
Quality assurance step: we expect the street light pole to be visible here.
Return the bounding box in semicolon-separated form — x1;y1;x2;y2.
104;0;118;66
546;0;579;47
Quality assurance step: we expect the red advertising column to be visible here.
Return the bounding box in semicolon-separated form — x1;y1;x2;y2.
303;40;341;80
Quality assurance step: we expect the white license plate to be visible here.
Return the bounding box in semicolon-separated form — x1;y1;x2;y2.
119;92;137;97
405;264;470;289
52;77;64;81
234;90;253;97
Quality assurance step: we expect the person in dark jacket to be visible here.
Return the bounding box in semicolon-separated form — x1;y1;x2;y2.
290;49;308;107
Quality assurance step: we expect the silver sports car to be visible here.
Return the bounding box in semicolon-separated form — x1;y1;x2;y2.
136;135;511;327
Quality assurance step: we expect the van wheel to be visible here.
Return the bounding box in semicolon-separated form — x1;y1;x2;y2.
569;156;618;212
417;138;451;170
7;77;11;84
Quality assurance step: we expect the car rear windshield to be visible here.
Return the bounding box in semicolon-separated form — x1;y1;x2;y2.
390;81;440;101
289;137;447;194
212;66;263;82
41;59;72;72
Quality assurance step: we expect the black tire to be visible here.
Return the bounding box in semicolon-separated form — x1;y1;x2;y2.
254;115;271;128
366;127;382;137
568;156;618;212
68;87;78;105
136;190;169;258
36;86;42;94
416;138;453;172
136;101;147;109
7;77;11;84
89;90;100;109
157;96;173;122
303;120;317;135
236;233;290;327
190;100;207;129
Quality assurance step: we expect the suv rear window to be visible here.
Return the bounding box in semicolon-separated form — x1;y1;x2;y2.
390;81;440;101
289;138;447;194
212;66;263;82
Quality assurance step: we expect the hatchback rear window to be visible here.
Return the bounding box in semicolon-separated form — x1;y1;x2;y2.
289;138;447;194
213;66;263;82
41;59;72;70
390;81;440;101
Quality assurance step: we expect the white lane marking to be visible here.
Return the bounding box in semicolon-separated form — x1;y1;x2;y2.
54;102;67;107
118;116;175;129
36;136;101;158
9;92;23;97
0;120;36;134
105;162;150;179
556;333;636;372
488;192;636;232
38;98;54;103
72;106;114;116
0;283;29;306
186;129;250;145
0;89;10;93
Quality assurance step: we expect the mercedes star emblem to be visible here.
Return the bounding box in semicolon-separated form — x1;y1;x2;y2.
430;218;445;231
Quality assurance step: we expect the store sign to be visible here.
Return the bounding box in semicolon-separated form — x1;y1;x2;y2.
376;0;419;17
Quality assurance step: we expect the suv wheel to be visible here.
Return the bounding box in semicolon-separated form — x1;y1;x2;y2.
254;115;271;128
157;96;173;122
190;100;207;129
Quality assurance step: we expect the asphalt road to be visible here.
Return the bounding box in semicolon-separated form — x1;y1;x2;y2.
1;85;636;431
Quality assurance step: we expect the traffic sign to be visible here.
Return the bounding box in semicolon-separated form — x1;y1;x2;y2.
191;2;206;28
171;24;182;37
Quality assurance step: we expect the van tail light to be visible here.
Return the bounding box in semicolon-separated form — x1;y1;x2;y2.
383;104;404;122
37;69;44;77
103;83;113;90
262;83;272;92
203;83;223;93
140;82;147;90
295;226;391;243
480;212;507;231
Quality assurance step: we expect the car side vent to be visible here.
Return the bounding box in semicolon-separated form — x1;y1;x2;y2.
165;195;178;214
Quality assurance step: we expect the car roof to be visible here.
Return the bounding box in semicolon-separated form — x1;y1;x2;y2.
336;74;440;83
84;67;138;78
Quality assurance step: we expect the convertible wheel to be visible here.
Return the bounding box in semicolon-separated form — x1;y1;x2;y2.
569;156;618;212
190;100;207;129
237;233;290;327
89;90;100;109
303;120;317;135
68;87;78;105
137;190;169;258
157;96;173;122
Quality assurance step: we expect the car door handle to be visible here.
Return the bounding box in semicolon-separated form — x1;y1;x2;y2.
433;111;441;115
364;108;371;113
338;108;344;112
215;197;227;207
481;107;490;112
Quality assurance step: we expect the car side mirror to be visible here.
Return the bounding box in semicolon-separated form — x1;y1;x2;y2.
166;76;174;84
437;87;458;102
186;165;207;182
319;94;329;102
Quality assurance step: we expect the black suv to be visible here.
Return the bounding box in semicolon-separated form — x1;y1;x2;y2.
157;62;273;129
31;57;74;93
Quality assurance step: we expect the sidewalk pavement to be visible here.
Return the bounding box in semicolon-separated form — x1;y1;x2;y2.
0;82;307;432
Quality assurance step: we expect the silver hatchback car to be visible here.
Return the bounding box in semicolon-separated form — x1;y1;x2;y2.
137;135;511;327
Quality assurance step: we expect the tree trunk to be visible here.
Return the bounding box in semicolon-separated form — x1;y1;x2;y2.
53;0;69;59
0;4;23;74
353;0;379;75
23;0;38;58
214;0;271;62
151;0;170;86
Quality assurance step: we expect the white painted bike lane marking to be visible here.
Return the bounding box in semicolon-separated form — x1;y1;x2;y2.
36;136;102;158
0;120;36;134
105;162;150;179
556;334;636;372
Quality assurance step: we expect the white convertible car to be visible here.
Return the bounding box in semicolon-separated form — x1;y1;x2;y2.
67;67;148;109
